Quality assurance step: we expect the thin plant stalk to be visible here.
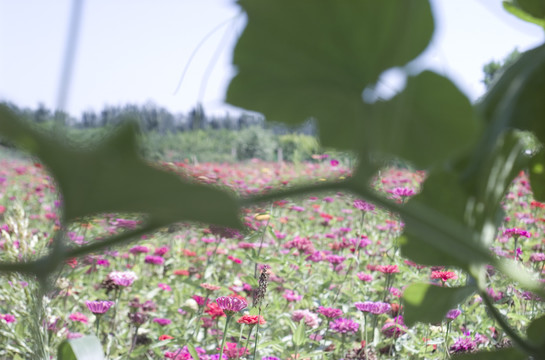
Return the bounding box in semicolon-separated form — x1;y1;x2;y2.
218;315;233;360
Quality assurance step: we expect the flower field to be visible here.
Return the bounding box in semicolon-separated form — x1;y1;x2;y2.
0;155;544;359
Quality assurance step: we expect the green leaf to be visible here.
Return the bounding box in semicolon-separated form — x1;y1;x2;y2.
527;315;545;348
0;105;242;229
228;0;434;151
371;71;481;168
57;335;105;360
503;1;545;27
293;319;307;347
241;275;258;288
403;283;475;327
452;347;527;359
479;44;545;145
186;343;200;360
529;149;545;201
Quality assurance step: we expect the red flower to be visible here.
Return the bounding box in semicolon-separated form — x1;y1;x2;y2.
236;315;266;326
158;334;174;341
173;269;189;276
205;303;225;319
431;271;457;282
377;265;399;274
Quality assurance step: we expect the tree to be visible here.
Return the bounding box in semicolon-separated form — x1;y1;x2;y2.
482;48;521;89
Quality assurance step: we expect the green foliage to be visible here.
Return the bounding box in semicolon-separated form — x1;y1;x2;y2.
278;134;319;162
57;336;105;360
1;0;545;358
403;283;475;327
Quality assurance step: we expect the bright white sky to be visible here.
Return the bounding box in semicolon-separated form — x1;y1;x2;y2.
0;0;543;118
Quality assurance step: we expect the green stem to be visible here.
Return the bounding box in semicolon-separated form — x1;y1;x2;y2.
252;308;262;360
219;315;232;360
480;289;539;356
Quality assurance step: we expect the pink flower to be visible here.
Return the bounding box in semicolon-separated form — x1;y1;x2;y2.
330;317;359;334
503;228;531;238
353;199;375;212
153;318;172;326
108;271;137;287
68;312;88;324
317;306;342;319
377;265;399;274
431;271;457;282
356;272;373;282
154;246;170;256
144;255;165;265
129;245;150;254
330;159;339;167
355;301;391;315
292;310;319;328
215;296;247;316
283;289;302;302
85;300;114;315
158;283;172;291
0;314;16;323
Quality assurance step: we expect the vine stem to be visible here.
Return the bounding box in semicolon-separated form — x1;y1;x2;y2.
479;289;539;356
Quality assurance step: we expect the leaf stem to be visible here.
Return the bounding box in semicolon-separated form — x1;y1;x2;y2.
479;289;539;356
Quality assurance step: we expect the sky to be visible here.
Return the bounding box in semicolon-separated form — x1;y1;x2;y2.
0;0;543;118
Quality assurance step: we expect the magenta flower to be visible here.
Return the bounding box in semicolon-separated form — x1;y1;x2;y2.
446;309;461;320
388;187;415;197
356;272;373;282
154;246;169;256
355;301;391;315
0;314;16;323
129;245;150;254
381;316;407;338
158;283;172;291
530;253;545;262
329;317;359;334
85;300;114;315
68;312;88;324
450;336;477;354
153;318;172;326
292;310;320;328
503;228;531;238
144;255;165;265
108;271;137;287
283;289;303;302
353;199;375;212
316;306;343;319
215;296;247;316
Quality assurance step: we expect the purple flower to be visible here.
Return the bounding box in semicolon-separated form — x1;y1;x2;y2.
85;300;114;315
354;301;391;315
530;253;545;262
329;317;359;334
153;318;172;326
356;272;373;282
353;199;375;212
108;271;137;287
144;255;165;265
292;310;319;328
388;187;415;197
326;255;345;265
316;306;343;319
503;228;531;238
1;314;16;323
381;316;407;338
449;336;477;354
283;289;302;302
446;309;461;320
215;296;247;316
129;245;150;254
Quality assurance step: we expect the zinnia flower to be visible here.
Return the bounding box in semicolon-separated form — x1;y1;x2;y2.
144;255;165;265
329;317;359;334
153;318;172;326
446;309;461;320
292;310;319;328
237;315;266;326
68;312;88;324
316;306;343;319
216;296;247;316
354;301;391;315
108;270;137;287
85;300;114;315
431;270;457;282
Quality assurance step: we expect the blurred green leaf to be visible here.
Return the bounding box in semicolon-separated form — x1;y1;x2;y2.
529;148;545;201
527;314;545;350
371;71;481;168
403;283;475;327
227;0;433;151
293;319;306;347
0;105;242;230
453;347;527;359
241;275;258;288
57;335;105;360
503;0;545;27
186;344;200;360
479;44;545;145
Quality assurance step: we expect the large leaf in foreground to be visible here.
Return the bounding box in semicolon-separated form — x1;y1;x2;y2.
453;347;526;359
403;283;475;327
227;0;433;151
503;0;545;27
57;335;105;360
371;71;481;168
0;105;242;229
